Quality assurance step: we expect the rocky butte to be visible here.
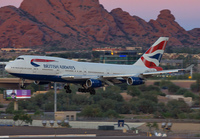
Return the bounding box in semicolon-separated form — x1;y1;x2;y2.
0;0;199;50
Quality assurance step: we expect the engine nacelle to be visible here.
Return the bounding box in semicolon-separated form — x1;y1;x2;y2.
86;79;102;88
34;81;50;85
127;77;144;85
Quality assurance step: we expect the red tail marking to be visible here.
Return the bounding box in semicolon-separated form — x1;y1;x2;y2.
141;56;156;67
145;41;167;54
141;56;163;71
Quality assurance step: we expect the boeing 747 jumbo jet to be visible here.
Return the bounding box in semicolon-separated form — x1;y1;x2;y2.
5;37;191;95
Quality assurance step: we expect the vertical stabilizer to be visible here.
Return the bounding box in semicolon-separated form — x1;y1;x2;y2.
134;37;169;68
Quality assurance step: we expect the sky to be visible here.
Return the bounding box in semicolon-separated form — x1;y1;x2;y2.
0;0;199;30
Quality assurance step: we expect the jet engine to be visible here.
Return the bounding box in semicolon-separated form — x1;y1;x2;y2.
34;81;50;85
127;77;144;85
86;79;102;88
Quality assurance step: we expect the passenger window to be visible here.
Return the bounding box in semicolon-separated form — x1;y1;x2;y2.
16;57;24;60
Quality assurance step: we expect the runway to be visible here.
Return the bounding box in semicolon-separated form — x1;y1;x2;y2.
0;135;199;139
0;126;199;139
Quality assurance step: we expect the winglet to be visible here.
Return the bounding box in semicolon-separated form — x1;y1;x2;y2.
185;64;194;71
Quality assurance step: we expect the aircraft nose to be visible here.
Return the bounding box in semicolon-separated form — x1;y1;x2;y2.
5;64;11;73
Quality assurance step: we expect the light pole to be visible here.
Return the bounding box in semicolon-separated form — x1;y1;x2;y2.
54;82;57;120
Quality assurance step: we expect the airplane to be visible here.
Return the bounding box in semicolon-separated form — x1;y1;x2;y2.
4;37;191;95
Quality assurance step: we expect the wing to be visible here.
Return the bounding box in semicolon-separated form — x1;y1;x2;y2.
61;65;193;85
0;62;9;65
61;74;135;85
142;69;183;76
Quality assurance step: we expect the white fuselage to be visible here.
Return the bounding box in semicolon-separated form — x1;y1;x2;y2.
5;55;149;83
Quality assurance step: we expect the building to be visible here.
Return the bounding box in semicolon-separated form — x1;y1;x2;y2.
160;60;183;68
93;48;140;65
100;50;140;65
92;47;142;65
166;95;193;106
55;111;80;121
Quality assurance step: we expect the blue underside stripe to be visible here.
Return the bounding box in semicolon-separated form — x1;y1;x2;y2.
10;73;127;85
10;73;82;83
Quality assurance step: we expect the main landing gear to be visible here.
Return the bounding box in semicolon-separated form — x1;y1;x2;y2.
64;84;96;95
78;84;96;95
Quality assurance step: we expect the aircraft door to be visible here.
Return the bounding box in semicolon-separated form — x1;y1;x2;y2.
33;68;38;73
56;68;60;75
106;69;110;75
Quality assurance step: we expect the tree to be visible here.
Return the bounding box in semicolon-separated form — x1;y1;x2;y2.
166;100;190;118
79;105;102;117
146;85;161;93
33;93;45;107
103;110;119;118
135;99;156;114
176;88;189;95
190;75;200;92
115;101;131;114
0;103;3;108
190;83;199;92
137;84;148;92
146;122;159;133
140;91;158;103
34;109;44;116
97;86;124;102
176;88;196;99
168;83;180;93
184;92;196;99
154;82;160;86
71;94;88;105
99;99;116;112
146;122;153;132
0;88;5;94
152;122;159;130
26;83;45;94
127;86;141;97
13;110;32;125
91;94;103;104
6;102;15;114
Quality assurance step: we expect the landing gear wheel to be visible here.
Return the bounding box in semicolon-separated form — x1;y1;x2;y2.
20;85;26;89
88;88;96;95
64;84;72;93
78;88;87;93
66;89;72;93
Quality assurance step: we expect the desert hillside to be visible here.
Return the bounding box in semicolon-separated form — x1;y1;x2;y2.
0;0;199;49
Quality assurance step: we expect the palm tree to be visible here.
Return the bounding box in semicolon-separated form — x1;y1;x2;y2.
146;122;152;132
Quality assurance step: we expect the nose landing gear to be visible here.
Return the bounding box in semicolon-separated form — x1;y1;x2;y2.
20;79;26;89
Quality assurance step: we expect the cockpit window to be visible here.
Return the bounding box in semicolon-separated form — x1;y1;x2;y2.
16;57;24;60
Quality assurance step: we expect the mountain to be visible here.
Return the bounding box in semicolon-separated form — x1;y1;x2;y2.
0;0;199;50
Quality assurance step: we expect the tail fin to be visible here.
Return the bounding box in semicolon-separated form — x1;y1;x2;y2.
134;37;169;68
